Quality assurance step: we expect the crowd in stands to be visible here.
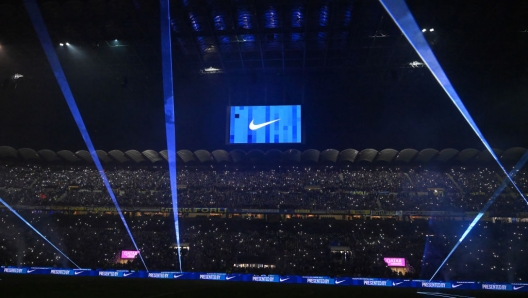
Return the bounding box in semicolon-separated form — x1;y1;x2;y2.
1;164;528;213
1;213;527;282
1;162;528;281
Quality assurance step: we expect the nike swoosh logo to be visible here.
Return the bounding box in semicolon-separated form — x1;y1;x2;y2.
173;274;184;279
514;286;524;290
249;119;280;130
123;273;134;277
452;284;463;288
393;282;403;286
335;280;345;284
280;278;289;282
226;276;236;280
74;271;83;275
27;270;36;273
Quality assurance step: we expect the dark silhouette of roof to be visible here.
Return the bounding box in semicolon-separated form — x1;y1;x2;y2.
0;146;521;165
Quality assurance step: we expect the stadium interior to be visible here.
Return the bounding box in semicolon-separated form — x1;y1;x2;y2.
1;0;528;297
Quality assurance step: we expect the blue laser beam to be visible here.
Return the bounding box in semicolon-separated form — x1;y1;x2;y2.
379;0;528;282
24;0;148;271
379;0;528;205
160;0;183;272
429;150;528;280
0;197;81;269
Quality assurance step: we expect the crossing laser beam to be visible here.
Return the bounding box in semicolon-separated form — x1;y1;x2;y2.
24;0;148;271
160;0;183;272
429;150;528;280
0;197;81;269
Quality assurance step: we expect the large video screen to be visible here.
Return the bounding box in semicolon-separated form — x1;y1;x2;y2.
228;105;301;144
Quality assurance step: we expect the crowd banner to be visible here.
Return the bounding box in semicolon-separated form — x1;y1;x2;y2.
1;266;528;292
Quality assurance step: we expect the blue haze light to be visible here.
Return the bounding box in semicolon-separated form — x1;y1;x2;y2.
379;0;528;205
24;0;148;271
160;0;183;272
0;197;80;269
429;150;528;281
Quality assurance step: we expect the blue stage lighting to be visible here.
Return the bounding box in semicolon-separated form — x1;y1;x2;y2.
265;7;279;29
213;15;226;31
0;197;81;269
160;0;183;272
238;9;253;30
24;0;148;271
291;6;303;28
379;0;527;205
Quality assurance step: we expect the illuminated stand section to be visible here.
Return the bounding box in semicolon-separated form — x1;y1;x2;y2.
23;0;148;271
379;0;528;281
160;0;183;272
0;198;80;269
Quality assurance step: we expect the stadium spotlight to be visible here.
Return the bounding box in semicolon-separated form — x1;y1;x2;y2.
422;28;426;32
429;28;434;32
65;42;70;46
59;43;64;46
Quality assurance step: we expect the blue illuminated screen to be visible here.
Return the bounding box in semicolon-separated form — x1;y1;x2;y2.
228;105;301;144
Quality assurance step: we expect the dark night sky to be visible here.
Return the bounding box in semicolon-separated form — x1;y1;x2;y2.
0;0;527;153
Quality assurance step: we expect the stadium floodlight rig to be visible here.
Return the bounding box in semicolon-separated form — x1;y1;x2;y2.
160;0;183;273
23;0;148;271
0;197;81;269
380;0;528;281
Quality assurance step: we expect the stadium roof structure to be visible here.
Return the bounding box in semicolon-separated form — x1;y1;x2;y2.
0;146;525;165
1;1;527;152
3;0;524;76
